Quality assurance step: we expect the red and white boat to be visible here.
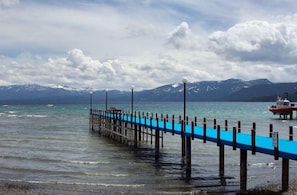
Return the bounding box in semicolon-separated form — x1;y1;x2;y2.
269;97;297;119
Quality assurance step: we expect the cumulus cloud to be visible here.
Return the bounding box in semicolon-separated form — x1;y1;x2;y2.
0;48;190;90
167;22;201;50
46;49;118;88
2;1;297;90
208;19;297;64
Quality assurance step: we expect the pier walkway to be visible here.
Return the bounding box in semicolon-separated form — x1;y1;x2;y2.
90;109;297;193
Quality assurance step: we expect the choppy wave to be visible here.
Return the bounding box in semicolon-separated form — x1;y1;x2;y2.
26;114;47;118
83;172;129;177
68;160;110;165
7;114;17;117
1;113;47;118
0;178;145;188
1;103;297;194
248;162;275;168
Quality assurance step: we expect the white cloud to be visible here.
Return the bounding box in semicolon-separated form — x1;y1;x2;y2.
1;1;297;90
167;22;193;49
0;0;19;7
208;19;297;64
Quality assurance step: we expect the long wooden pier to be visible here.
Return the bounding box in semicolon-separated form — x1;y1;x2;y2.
89;108;297;193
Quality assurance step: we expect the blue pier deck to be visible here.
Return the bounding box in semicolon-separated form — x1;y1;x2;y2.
116;113;297;160
91;109;297;192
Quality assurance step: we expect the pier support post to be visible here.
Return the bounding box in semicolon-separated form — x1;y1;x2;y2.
282;158;289;192
238;121;241;133
138;113;142;141
134;118;138;148
155;118;160;159
90;110;94;131
217;125;224;177
186;136;191;178
269;124;273;137
181;120;185;158
203;118;206;143
240;149;247;192
219;145;225;177
282;126;292;192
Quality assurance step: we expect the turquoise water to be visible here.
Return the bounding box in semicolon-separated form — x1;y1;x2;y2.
0;102;297;194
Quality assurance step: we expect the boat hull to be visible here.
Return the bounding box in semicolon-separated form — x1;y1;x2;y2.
269;107;295;114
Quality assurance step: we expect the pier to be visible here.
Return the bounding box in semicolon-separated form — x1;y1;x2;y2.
89;108;297;193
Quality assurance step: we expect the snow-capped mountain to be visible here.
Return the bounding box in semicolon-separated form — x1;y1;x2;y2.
0;79;297;104
137;79;274;101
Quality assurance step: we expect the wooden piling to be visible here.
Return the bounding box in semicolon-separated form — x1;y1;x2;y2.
191;121;194;140
203;118;206;143
150;116;153;145
251;128;256;155
225;120;228;131
155;117;160;159
186;136;191;177
172;115;175;135
217;125;224;176
289;126;293;141
233;127;237;150
219;144;225;177
282;158;289;192
138;113;141;141
161;130;164;148
282;126;293;192
273;132;279;160
217;125;221;146
134;119;138;148
269;124;273;138
163;118;167;133
240;149;247;192
181;120;185;158
124;118;127;136
91;110;94;131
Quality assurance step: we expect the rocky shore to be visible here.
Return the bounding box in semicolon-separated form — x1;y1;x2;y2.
244;183;297;195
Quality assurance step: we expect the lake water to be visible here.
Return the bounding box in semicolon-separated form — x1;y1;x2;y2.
1;102;297;194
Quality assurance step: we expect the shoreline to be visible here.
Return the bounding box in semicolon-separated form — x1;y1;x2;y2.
1;180;297;195
0;180;206;195
245;182;297;195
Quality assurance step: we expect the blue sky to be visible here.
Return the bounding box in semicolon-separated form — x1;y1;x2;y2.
1;0;297;90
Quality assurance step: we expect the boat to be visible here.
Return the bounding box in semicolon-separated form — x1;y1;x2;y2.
269;96;297;119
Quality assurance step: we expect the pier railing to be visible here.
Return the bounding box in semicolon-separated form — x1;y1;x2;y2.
89;108;297;193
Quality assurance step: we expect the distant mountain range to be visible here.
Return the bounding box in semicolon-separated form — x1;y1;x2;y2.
1;79;297;104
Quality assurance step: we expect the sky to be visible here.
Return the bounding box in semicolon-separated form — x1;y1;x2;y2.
1;0;297;90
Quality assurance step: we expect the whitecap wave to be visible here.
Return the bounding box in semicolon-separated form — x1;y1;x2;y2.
68;160;110;165
83;172;129;177
1;179;145;187
26;115;47;118
248;162;275;167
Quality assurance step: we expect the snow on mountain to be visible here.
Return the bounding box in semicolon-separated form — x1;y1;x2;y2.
1;79;297;103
